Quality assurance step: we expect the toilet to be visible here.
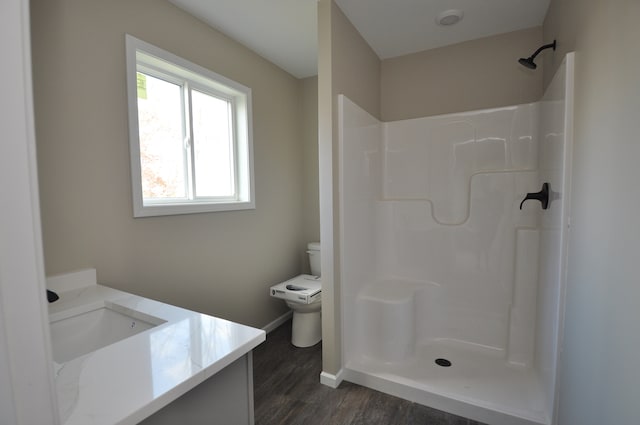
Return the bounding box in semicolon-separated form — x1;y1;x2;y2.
270;242;321;347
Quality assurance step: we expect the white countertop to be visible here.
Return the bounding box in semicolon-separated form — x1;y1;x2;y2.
47;269;265;425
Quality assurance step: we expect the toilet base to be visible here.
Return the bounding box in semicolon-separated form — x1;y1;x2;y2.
291;309;322;348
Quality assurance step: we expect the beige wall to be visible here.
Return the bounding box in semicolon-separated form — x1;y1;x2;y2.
330;5;381;120
543;1;640;424
318;0;381;375
30;0;305;328
301;76;320;256
381;27;544;121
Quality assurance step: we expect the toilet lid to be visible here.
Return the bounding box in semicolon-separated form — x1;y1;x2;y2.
270;274;321;304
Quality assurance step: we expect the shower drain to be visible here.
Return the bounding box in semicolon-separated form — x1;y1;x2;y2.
435;358;452;367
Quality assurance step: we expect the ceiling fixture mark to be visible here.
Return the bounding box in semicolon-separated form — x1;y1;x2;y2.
436;9;464;26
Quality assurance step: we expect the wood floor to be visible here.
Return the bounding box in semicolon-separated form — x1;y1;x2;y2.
253;320;487;425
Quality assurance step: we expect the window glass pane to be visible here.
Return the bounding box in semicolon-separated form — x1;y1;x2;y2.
191;90;234;197
137;72;186;199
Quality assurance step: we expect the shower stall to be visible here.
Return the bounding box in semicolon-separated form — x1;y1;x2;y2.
337;54;574;425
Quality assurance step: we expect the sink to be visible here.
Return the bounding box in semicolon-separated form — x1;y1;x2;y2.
50;302;165;363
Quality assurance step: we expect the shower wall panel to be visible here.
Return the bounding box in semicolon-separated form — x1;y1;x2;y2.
340;98;543;364
338;96;382;364
535;55;573;416
377;171;539;352
379;104;540;355
382;105;538;224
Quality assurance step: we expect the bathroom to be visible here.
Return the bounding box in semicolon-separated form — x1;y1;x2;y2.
1;0;640;425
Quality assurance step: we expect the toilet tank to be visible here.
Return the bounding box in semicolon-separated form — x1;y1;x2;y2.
307;242;321;277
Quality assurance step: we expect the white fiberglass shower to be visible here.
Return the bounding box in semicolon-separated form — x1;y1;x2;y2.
337;54;574;425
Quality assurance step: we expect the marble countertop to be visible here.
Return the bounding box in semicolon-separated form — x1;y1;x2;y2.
47;269;266;425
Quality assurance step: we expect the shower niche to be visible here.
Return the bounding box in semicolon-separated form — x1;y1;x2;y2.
338;54;574;425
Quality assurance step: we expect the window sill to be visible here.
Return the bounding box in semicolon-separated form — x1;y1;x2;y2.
133;200;255;218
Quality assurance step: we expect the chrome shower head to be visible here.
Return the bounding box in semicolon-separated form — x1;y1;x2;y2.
518;40;556;70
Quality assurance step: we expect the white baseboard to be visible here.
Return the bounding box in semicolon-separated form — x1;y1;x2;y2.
262;311;293;334
320;369;344;389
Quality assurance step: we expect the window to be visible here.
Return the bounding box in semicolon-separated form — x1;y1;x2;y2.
125;35;254;217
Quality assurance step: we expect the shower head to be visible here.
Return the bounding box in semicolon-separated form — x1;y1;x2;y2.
518;57;537;69
518;40;557;70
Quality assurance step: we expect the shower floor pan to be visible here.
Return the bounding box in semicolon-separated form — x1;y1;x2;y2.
344;339;548;425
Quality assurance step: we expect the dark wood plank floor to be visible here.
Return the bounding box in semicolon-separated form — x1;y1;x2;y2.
253;320;488;425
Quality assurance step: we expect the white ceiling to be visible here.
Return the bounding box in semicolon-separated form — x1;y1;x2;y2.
169;0;551;79
169;0;318;78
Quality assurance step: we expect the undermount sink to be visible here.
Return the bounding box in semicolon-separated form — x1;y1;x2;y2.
50;302;165;363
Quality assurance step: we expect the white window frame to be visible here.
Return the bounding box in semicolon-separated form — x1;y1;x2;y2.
125;34;255;217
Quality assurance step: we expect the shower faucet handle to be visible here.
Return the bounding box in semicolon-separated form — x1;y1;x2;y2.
520;182;550;210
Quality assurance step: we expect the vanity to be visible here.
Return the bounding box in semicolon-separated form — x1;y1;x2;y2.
47;269;265;425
